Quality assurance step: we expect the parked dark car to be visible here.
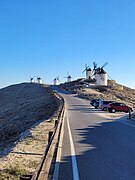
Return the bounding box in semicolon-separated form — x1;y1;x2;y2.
94;100;100;109
90;99;101;107
107;102;133;113
98;100;116;111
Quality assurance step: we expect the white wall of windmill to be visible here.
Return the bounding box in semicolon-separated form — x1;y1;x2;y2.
30;79;34;83
95;73;107;86
86;70;92;79
67;77;72;82
54;79;60;85
53;79;57;85
37;79;42;84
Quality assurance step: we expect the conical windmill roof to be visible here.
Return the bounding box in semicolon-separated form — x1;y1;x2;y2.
87;68;92;71
97;68;106;74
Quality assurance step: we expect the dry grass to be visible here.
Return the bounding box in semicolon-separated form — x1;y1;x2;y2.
0;83;61;179
79;83;135;108
83;88;102;95
60;80;135;108
0;118;55;180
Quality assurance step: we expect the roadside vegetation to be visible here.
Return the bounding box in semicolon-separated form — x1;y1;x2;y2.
0;83;61;179
59;79;135;108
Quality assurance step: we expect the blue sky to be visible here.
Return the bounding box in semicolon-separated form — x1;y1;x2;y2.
0;0;135;88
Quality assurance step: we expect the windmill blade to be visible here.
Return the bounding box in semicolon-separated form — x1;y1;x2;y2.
56;75;60;82
107;74;113;80
50;80;54;84
93;62;97;70
85;64;90;69
29;76;35;80
67;72;72;78
82;69;86;73
57;76;59;80
63;72;70;78
67;72;69;76
101;62;108;69
54;76;59;82
92;65;101;75
96;67;101;72
92;61;98;76
82;64;89;73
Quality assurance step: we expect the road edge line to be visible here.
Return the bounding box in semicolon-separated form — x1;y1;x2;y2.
67;113;80;180
118;120;135;128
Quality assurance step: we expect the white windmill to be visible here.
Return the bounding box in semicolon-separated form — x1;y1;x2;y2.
29;76;34;83
67;75;72;82
82;64;92;79
92;62;108;86
53;76;60;85
64;73;72;82
37;76;42;84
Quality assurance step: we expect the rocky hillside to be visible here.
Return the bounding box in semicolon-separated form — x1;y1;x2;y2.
0;83;61;144
59;79;135;108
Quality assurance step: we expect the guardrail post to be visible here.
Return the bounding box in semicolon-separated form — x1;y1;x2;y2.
48;131;53;143
55;120;58;127
128;109;131;119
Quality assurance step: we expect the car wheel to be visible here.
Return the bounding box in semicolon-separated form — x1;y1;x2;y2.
102;107;107;111
111;108;116;113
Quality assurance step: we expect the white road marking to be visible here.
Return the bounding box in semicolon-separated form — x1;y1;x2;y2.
118;120;135;128
67;114;80;180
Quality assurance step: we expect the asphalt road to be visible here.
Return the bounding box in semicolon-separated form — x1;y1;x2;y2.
53;87;135;180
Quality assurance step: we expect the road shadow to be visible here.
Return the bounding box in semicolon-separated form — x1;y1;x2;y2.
58;115;135;180
67;104;130;117
68;104;110;114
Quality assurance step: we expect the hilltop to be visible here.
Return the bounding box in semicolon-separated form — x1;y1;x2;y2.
0;83;61;180
59;79;135;108
0;83;62;179
0;83;61;145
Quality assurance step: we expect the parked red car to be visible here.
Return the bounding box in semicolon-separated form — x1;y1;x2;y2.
107;102;133;113
98;100;116;111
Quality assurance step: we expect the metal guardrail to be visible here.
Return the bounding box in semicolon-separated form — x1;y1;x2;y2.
20;94;65;180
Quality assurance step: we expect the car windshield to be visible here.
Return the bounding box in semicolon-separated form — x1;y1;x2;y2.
104;101;114;104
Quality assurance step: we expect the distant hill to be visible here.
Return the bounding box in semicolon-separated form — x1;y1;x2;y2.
59;79;135;108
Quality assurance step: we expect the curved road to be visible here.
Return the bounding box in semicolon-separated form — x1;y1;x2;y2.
53;87;135;180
